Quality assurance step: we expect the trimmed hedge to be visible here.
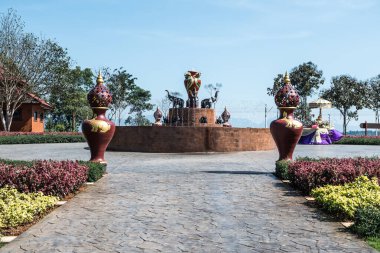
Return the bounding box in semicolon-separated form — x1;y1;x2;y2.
0;187;58;228
0;159;106;183
311;176;380;219
0;134;85;144
275;156;320;180
335;136;380;145
275;160;290;180
352;206;380;237
275;157;380;246
288;157;380;194
0;160;88;198
78;161;106;182
0;132;83;136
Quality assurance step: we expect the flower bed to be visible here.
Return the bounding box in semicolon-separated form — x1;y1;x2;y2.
0;187;58;229
311;176;380;243
0;159;106;183
0;160;88;198
311;176;380;219
287;157;380;194
0;159;106;241
275;157;380;249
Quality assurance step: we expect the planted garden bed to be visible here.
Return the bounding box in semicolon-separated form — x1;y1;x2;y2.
0;159;106;243
275;157;380;250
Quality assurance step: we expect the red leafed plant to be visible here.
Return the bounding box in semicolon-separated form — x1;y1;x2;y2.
0;160;88;198
288;157;380;194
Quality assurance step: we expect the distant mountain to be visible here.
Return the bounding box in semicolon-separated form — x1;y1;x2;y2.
230;118;265;128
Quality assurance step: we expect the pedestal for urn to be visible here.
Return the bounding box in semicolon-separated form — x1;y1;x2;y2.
82;72;115;164
270;72;303;161
168;108;218;127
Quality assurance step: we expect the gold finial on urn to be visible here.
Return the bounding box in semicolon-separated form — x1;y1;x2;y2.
284;71;291;84
97;71;104;84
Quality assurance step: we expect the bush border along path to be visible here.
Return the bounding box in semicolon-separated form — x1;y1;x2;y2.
0;158;106;244
335;135;380;145
0;134;85;144
275;157;380;251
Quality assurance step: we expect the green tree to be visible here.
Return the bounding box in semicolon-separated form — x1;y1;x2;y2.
47;67;93;131
0;9;70;131
124;86;154;126
104;68;136;126
104;68;153;126
125;111;151;126
267;62;324;123
321;75;367;135
366;75;380;127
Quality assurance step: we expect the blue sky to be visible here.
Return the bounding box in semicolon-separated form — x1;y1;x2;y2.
1;0;380;130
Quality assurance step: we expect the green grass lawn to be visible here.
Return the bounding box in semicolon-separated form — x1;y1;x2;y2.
367;237;380;251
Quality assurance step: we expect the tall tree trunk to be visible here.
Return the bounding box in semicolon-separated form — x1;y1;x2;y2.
343;110;347;135
376;110;379;136
0;111;6;131
72;111;76;132
5;113;12;131
5;104;15;132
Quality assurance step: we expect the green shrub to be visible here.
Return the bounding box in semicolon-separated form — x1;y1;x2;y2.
78;161;106;182
54;124;66;132
0;135;85;145
335;137;380;145
352;206;380;237
311;176;380;219
275;160;290;180
0;187;58;228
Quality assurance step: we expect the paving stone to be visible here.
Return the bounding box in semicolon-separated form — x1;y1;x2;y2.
0;143;378;252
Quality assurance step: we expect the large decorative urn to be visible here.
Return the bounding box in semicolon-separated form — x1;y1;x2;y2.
82;72;115;164
184;70;201;108
270;72;303;161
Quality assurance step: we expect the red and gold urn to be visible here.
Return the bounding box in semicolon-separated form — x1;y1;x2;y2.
184;70;201;107
82;72;115;164
270;72;303;161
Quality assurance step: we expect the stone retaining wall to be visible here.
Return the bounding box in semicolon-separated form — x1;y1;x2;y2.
108;126;275;152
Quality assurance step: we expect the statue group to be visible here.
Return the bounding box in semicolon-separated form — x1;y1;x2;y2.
166;71;220;110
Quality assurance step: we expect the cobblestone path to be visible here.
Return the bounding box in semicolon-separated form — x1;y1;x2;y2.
0;143;378;252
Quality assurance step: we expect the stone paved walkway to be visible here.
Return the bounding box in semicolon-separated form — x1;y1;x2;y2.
0;143;379;253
